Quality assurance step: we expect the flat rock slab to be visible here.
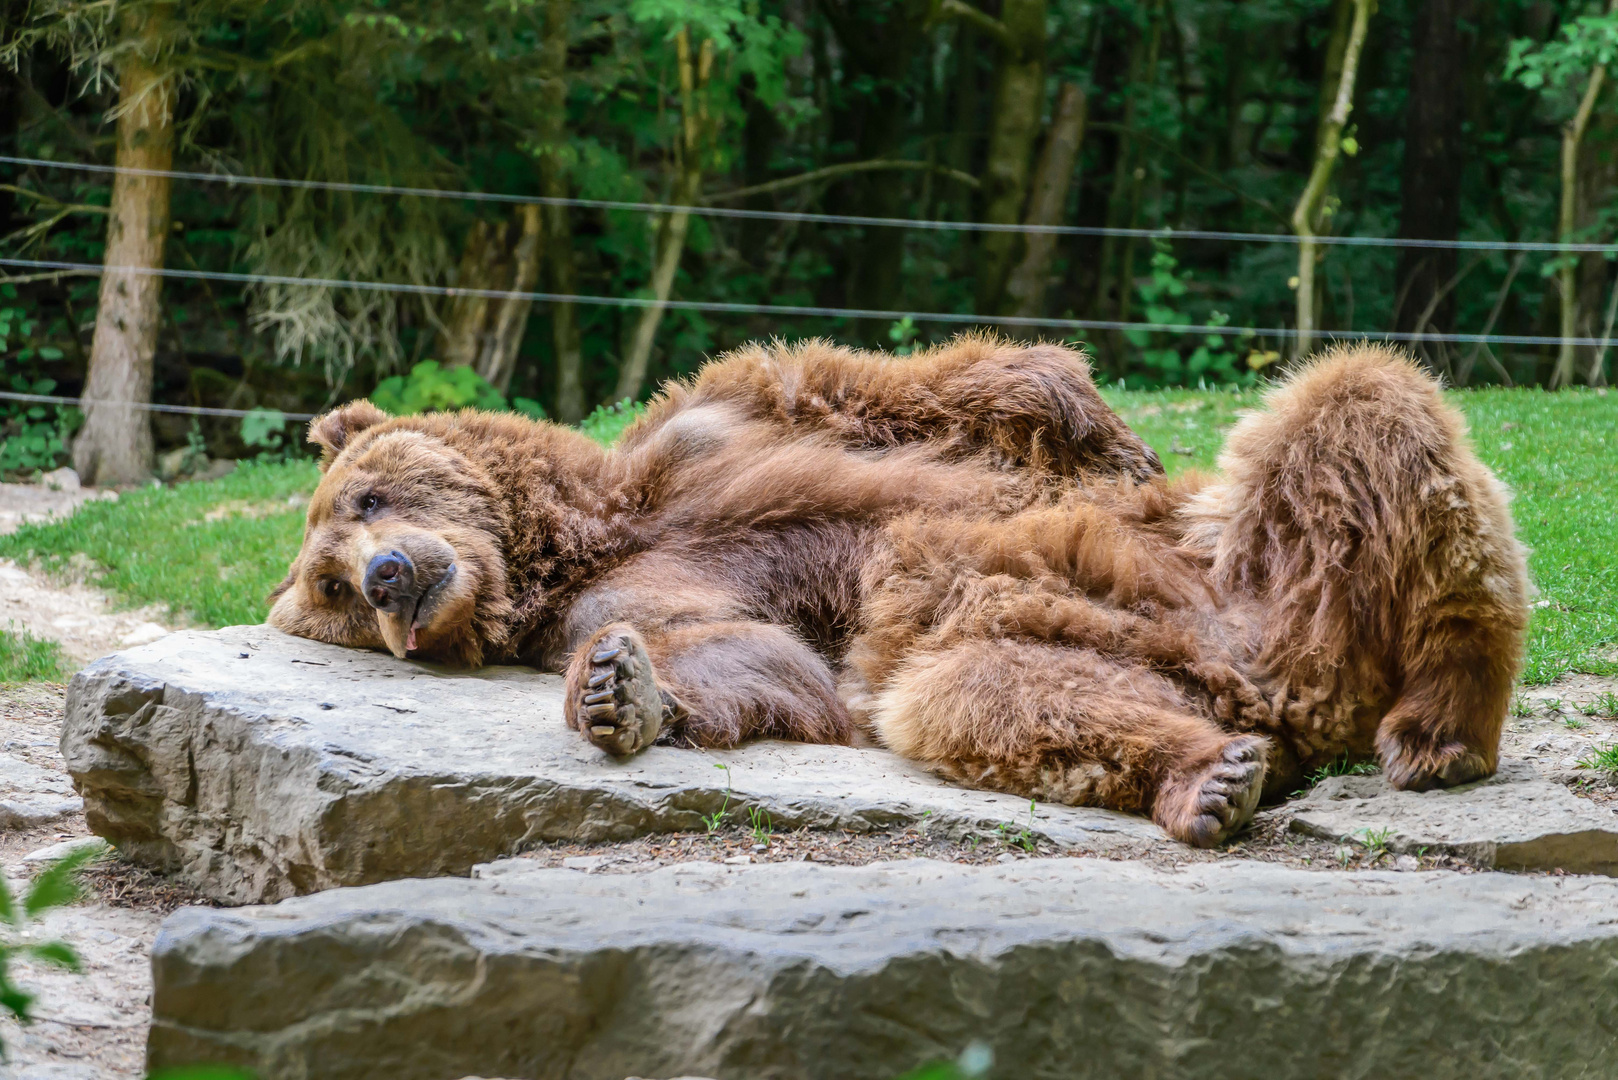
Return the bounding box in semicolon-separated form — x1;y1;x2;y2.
61;628;1163;904
1289;760;1618;874
150;856;1618;1080
0;750;83;830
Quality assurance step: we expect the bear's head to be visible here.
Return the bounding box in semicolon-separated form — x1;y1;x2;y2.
268;401;511;666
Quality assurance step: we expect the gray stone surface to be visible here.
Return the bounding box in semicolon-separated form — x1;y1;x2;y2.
149;856;1618;1080
1290;759;1618;874
61;628;1163;903
0;750;83;830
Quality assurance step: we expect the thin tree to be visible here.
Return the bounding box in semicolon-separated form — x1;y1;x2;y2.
929;0;1047;314
74;0;174;485
538;0;586;422
1290;0;1372;360
1003;82;1087;319
1554;3;1615;387
614;26;715;405
439;206;544;393
1507;0;1618;386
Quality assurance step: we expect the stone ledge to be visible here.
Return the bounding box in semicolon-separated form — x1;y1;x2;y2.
148;856;1618;1080
1289;760;1618;874
61;628;1163;904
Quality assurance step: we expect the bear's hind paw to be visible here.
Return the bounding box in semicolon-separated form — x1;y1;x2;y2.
573;625;668;757
1153;735;1269;848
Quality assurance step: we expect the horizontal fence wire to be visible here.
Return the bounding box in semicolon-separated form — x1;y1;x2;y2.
4;154;1616;254
4;256;1616;349
0;388;317;421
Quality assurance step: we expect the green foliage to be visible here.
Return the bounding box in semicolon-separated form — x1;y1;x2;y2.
1;287;81;477
0;626;68;684
888;317;920;357
703;762;733;834
369;361;547;421
895;1042;994;1080
146;1069;258;1080
1577;743;1618;774
1507;11;1618;91
1;841;107;1058
578;399;647;446
371;361;509;416
238;409;291;461
1123;243;1254;389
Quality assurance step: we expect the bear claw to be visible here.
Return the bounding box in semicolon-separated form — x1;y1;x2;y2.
1154;735;1269;848
572;626;667;757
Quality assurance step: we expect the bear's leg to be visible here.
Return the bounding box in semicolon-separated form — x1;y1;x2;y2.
1374;614;1520;790
866;637;1268;847
565;620;851;756
1191;345;1530;791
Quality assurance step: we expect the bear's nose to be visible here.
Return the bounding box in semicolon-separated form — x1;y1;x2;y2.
362;550;416;612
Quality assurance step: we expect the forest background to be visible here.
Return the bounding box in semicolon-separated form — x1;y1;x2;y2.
1;0;1617;483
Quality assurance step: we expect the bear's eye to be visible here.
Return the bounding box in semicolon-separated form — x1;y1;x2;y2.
319;578;348;601
359;492;381;517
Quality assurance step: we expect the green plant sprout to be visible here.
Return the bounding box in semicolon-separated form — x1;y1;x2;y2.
748;805;773;848
703;762;733;834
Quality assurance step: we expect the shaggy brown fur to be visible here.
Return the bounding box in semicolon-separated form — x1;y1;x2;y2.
842;345;1529;845
269;335;1153;752
268;338;1528;848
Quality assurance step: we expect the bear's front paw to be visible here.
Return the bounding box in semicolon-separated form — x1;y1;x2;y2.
1153;735;1269;848
569;624;668;757
1378;735;1492;792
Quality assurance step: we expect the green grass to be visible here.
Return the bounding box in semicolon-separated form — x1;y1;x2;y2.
1107;386;1618;685
0;389;1612;686
0;460;320;629
0;625;68;683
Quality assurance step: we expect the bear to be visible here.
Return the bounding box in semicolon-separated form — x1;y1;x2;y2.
268;338;1529;847
839;344;1530;844
268;335;1161;758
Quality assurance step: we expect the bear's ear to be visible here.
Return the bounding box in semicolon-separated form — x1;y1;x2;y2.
308;400;390;469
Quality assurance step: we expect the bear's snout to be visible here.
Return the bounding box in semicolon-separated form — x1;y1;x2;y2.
364;550;416;612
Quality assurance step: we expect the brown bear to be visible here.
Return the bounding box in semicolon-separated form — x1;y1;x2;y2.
269;338;1529;847
269;334;1159;746
840;345;1530;844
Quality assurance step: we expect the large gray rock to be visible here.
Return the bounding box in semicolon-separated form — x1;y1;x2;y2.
61;628;1162;903
149;856;1618;1080
1290;760;1618;874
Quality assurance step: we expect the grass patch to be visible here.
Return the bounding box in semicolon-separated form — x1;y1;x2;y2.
0;460;319;629
0;625;67;683
0;389;1611;684
1107;385;1618;685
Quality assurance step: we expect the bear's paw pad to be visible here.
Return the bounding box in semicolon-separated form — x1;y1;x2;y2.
577;627;666;758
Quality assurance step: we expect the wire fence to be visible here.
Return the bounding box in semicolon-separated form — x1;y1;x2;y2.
7;255;1618;350
0;388;316;420
5;154;1617;253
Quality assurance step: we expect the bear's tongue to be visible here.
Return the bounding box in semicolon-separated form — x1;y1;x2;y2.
377;602;418;659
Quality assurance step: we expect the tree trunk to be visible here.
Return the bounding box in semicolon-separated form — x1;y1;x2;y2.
440;206;543;393
1553;4;1615;388
1290;0;1372;360
74;2;174;487
1003;83;1086;318
537;0;585;422
971;0;1048;315
614;29;712;404
1393;0;1474;346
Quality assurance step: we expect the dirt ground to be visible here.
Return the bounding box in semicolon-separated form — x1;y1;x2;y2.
3;476;1618;1078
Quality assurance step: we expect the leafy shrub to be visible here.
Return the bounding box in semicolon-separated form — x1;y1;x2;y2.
578;398;647;446
1125;241;1256;389
1;288;81;476
369;360;545;420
